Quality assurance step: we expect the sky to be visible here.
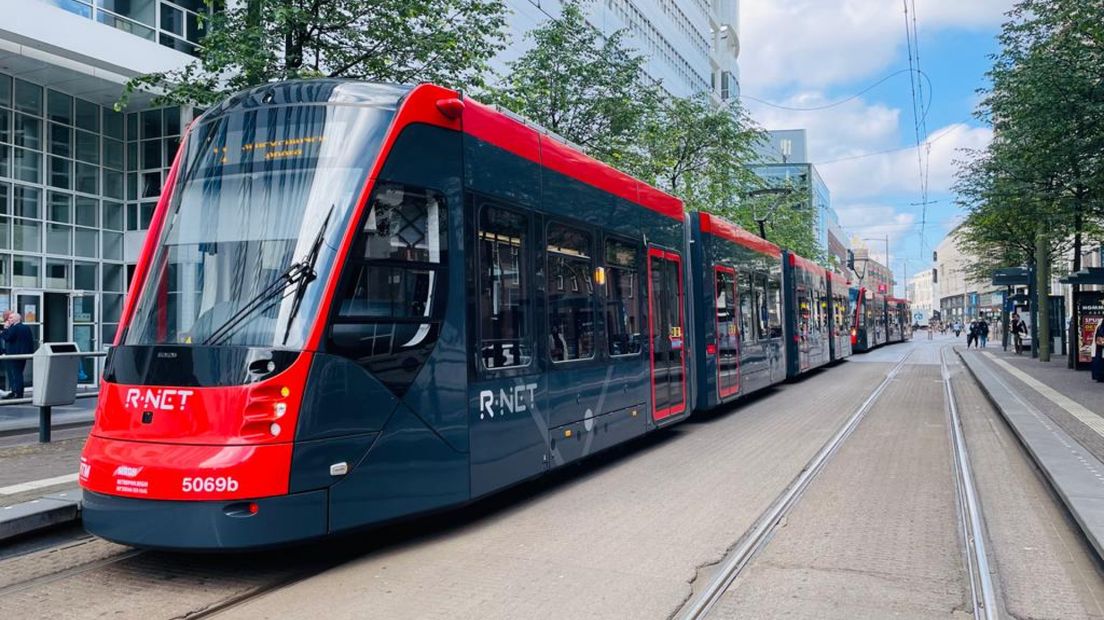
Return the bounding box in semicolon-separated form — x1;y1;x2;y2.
739;0;1014;296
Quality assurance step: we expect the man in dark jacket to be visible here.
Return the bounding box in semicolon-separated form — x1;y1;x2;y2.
1;313;34;399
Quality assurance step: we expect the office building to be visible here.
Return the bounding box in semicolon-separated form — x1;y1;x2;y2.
1;0;210;378
908;269;934;326
749;129;837;262
502;0;740;100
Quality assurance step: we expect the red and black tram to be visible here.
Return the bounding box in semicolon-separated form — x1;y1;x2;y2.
79;81;910;549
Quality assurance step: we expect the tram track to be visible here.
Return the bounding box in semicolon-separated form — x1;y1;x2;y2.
941;346;1000;620
676;348;916;620
0;534;341;619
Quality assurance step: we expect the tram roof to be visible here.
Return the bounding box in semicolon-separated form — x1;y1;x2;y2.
826;270;851;286
697;212;781;258
462;98;683;221
787;251;822;274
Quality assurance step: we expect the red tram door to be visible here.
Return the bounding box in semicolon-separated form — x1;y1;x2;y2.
647;248;686;422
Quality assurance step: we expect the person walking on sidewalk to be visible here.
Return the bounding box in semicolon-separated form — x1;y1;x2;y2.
966;319;979;349
978;317;990;348
954;321;963;338
0;313;33;399
1092;319;1104;382
1010;312;1028;355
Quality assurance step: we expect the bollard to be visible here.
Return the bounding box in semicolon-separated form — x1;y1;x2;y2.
39;405;51;443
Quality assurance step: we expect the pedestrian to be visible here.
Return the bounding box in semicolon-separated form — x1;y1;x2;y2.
967;319;978;348
978;317;990;348
954;321;962;338
0;313;33;399
1092;319;1104;382
1010;312;1028;355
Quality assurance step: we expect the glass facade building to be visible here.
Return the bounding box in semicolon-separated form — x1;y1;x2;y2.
748;162;832;260
0;70;189;380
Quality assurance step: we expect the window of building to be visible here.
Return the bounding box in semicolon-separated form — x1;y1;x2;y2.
478;204;530;370
605;237;641;356
547;222;595;363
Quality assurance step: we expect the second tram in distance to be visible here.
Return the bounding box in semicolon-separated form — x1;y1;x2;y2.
79;80;910;549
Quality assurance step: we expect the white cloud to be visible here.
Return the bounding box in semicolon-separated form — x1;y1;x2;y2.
818;123;992;199
739;0;1014;92
835;203;917;264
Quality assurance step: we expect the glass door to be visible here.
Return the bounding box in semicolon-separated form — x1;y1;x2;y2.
647;248;686;422
12;291;42;347
70;293;97;384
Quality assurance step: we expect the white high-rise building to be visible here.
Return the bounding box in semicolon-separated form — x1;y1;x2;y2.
501;1;740;100
1;0;210;369
0;0;739;378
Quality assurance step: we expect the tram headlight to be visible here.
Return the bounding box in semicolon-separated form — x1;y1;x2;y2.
269;423;281;437
274;402;287;418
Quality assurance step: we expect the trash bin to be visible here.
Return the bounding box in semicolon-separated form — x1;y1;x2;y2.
32;342;80;407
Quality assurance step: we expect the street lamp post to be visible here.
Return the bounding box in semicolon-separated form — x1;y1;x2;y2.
745;187;795;241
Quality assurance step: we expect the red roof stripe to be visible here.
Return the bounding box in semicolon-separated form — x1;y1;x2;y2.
698;212;781;258
826;270;850;286
789;252;822;274
462;98;682;221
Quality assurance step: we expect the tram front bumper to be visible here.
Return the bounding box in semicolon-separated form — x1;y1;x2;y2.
82;488;328;551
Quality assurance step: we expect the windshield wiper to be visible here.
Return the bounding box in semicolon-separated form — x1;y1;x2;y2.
202;206;334;346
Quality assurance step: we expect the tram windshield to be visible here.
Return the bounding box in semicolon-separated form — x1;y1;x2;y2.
124;101;396;349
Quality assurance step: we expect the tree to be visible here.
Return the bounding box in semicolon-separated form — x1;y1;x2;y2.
633;95;764;215
954;0;1104;361
485;0;657;165
120;0;508;108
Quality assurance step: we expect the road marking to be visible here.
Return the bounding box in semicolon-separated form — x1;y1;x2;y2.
0;473;78;495
981;352;1104;438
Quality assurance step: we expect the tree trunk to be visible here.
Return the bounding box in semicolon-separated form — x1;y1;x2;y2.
1036;220;1051;362
1069;207;1082;368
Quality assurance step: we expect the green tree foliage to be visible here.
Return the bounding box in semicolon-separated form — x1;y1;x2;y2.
490;1;818;256
120;0;508;107
633;95;763;213
486;0;656;165
955;0;1104;273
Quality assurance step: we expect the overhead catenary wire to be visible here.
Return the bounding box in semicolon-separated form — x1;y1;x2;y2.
742;68;933;113
902;0;933;257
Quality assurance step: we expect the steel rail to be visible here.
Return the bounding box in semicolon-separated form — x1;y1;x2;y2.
678;347;916;620
940;347;999;620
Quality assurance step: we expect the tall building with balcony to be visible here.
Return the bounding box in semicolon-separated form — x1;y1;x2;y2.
501;0;740;100
0;0;210;373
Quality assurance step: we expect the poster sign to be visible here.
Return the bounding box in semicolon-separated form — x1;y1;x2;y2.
22;304;37;323
1077;292;1104;365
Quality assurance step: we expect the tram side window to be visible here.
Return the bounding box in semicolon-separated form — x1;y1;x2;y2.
547;223;595;362
605;238;642;356
479;206;532;370
796;285;811;337
766;270;783;338
330;183;449;394
738;271;755;344
715;268;738;345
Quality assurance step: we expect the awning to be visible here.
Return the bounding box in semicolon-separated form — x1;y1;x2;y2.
1060;267;1104;285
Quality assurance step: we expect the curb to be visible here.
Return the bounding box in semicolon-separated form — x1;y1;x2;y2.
0;489;82;542
957;349;1104;561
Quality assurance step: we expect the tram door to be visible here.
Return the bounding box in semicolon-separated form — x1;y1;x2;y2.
647;249;686;422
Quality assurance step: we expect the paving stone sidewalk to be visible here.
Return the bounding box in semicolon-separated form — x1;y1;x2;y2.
963;345;1104;463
